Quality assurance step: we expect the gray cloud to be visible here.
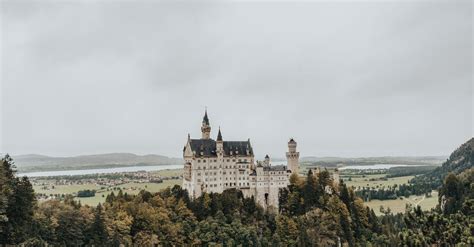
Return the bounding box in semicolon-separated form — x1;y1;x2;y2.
1;0;472;159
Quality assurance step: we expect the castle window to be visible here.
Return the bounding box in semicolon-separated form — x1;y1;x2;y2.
232;159;235;162
203;160;206;163
244;159;247;162
214;159;217;162
227;159;230;162
198;179;201;182
198;160;201;163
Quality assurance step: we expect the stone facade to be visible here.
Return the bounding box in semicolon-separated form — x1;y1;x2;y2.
182;111;299;209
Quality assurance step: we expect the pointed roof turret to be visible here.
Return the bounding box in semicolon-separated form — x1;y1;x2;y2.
202;109;209;125
217;127;223;141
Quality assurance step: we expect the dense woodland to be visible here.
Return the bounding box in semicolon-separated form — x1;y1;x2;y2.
385;166;437;178
410;138;473;191
355;183;433;202
0;138;473;246
355;138;473;201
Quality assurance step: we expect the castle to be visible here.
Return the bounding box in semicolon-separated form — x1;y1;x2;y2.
182;110;299;209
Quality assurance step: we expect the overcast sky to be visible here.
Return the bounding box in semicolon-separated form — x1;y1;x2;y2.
1;0;472;159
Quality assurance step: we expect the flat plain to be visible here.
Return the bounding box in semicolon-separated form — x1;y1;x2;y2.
366;191;439;215
345;174;415;188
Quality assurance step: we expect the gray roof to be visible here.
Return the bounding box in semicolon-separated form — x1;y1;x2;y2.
188;138;253;157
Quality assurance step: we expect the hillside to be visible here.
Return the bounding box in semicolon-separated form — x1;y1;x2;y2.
11;153;183;172
410;138;474;189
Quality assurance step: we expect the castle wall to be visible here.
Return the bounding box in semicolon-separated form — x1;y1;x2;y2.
184;155;254;198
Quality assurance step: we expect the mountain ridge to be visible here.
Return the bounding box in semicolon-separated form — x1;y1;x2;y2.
10;153;182;173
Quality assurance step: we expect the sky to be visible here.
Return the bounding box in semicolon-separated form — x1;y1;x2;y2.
1;0;472;159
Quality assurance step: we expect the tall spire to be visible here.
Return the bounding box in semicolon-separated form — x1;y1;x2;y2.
201;108;211;139
202;108;209;125
217;127;222;141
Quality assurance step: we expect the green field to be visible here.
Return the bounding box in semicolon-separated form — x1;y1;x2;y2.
344;174;414;189
149;168;182;177
77;179;181;205
366;191;439;215
35;179;182;206
342;173;438;214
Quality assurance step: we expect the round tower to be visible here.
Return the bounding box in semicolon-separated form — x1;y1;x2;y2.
286;138;300;174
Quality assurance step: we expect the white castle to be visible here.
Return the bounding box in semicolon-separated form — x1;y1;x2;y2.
182;110;299;209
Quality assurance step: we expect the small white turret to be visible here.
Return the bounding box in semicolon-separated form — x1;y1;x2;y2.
264;154;270;167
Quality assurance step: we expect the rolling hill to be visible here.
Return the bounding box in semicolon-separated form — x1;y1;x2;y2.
10;153;183;173
410;137;473;189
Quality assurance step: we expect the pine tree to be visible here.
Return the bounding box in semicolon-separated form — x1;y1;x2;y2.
303;169;318;211
89;203;108;246
0;155;36;244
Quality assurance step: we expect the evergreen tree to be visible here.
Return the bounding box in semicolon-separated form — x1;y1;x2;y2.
0;155;36;245
89;203;108;246
303;169;318;210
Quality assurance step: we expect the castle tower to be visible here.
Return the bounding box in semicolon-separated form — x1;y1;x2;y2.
216;127;223;157
201;110;211;139
286;138;300;174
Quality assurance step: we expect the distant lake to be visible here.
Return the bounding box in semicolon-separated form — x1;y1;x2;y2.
339;164;418;170
18;164;184;177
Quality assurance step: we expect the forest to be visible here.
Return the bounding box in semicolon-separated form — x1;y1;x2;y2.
354;138;474;201
1;151;473;246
